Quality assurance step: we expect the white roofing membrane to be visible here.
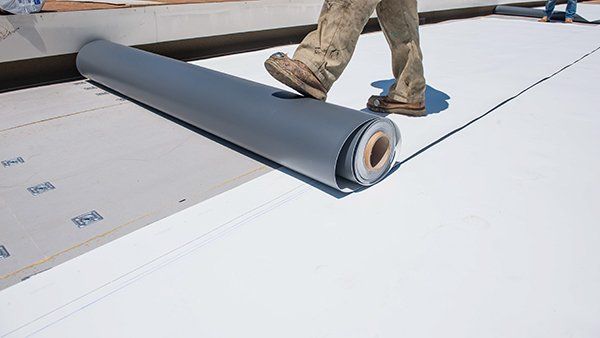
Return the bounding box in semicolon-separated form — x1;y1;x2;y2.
1;15;600;337
196;16;600;165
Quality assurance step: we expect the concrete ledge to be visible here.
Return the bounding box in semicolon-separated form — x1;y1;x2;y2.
0;0;547;92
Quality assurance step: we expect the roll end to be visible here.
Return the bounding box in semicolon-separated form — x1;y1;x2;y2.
363;131;392;172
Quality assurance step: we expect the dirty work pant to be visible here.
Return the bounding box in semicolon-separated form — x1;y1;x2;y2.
293;0;425;103
544;0;577;19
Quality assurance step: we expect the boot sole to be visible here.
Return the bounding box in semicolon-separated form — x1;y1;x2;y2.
264;58;327;101
367;104;427;117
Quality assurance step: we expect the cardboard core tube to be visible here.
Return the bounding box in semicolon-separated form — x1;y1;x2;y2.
364;131;391;171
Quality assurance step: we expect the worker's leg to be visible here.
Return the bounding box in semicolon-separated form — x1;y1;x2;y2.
565;0;577;19
375;0;425;104
293;0;380;91
544;0;557;18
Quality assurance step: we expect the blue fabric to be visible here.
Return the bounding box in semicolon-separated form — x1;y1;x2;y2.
545;0;578;19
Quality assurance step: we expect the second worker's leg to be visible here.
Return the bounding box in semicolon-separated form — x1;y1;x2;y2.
565;0;576;22
544;0;557;19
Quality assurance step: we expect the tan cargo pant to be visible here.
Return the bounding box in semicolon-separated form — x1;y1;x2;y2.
294;0;425;104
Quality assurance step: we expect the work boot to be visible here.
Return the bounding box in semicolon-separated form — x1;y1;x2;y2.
565;18;573;23
264;52;328;101
538;16;549;22
367;95;426;117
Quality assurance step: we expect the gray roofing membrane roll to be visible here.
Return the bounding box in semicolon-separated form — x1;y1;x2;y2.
76;40;400;192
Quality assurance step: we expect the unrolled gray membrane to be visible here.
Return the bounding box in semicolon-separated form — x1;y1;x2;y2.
76;40;400;192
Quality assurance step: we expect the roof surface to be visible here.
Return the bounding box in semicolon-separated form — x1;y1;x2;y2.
1;10;600;337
